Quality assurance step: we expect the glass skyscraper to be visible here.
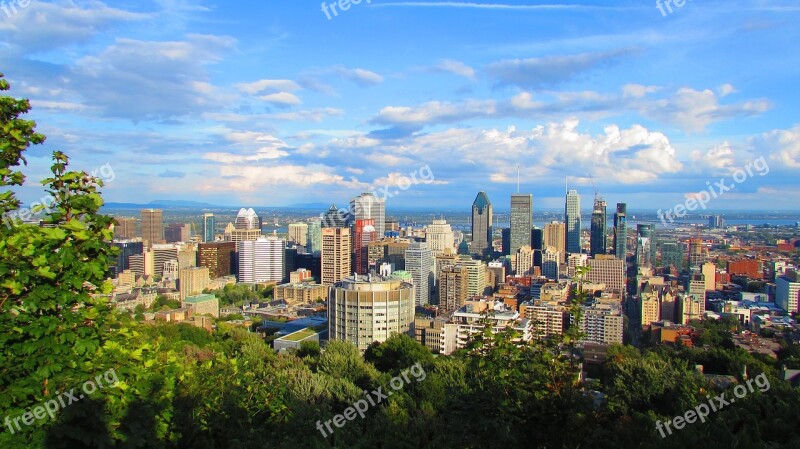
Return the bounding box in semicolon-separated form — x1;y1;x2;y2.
202;212;215;243
565;189;581;254
613;203;627;260
471;191;493;256
590;196;607;257
510;193;533;255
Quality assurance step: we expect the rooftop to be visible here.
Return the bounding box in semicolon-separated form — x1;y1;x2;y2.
184;293;217;304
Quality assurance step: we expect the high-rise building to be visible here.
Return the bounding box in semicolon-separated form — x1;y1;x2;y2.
590;196;607;257
586;256;626;295
353;219;377;275
328;275;415;351
531;228;544;267
471;191;493;256
202;212;215;243
660;239;683;270
321;227;351;285
702;262;716;292
235;208;260;230
151;244;179;277
425;219;455;256
111;239;144;276
140;209;164;246
438;265;469;314
708;215;724;229
565;190;581;254
322;204;347;228
544;221;566;263
637;224;657;267
636;237;652;269
165;223;190;243
306;218;322;253
542;247;560;280
613;203;627;260
455;256;486;298
350;193;385;239
198;242;236;279
689;238;707;270
113;217;137;240
237;237;285;283
288;222;309;247
501;228;511;256
368;238;409;271
178;266;209;300
510;193;533;255
405;242;432;306
776;269;800;314
514;246;535;276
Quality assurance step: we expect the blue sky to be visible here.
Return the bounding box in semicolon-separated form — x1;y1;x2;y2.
2;0;800;211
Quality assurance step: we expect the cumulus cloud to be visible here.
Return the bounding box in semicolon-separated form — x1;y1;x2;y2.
236;79;302;94
258;91;302;107
432;59;476;79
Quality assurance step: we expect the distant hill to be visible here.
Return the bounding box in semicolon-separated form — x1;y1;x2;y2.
104;200;222;209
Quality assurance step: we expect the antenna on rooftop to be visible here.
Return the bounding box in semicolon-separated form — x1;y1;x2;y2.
517;164;520;193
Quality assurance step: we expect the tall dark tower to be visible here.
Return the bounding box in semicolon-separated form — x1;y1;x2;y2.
590;195;607;257
510;193;533;255
471;192;493;256
613;203;627;260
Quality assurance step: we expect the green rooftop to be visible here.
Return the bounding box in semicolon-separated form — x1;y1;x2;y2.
184;293;217;304
280;328;318;342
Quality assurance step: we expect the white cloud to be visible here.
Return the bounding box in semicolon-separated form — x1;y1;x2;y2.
258;91;302;106
236;79;302;94
434;59;476;79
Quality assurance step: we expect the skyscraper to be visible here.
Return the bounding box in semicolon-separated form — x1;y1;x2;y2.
235;208;260;230
637;224;657;267
237;237;285;283
322;204;347;228
590;195;607;257
353;219;377;274
113;217;137;240
202;212;215;243
198;242;235;278
510;193;533;255
322;227;351;285
425;219;455;256
405;241;432;306
471;191;493;256
544;221;566;255
350;193;385;238
660;239;683;270
613;203;627;260
565;189;581;254
140;209;164;246
306;217;322;253
288;222;309;247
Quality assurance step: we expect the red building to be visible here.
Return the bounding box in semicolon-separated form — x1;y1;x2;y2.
727;260;762;279
353;219;377;275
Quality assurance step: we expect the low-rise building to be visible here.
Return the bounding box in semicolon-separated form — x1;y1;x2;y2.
182;293;219;318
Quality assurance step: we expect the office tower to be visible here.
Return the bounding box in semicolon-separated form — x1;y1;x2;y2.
688;238;707;270
111;239;144;276
708;215;724;229
510;193;533;255
776;269;800;314
435;250;458;286
237;237;285;283
455;256;486;298
368;238;409;271
405;242;433;305
542;247;560;280
515;246;535;276
322;204;347;228
151;244;179;277
198;242;236;278
234;208;259;230
288;222;309;247
702;262;716;291
165;223;190;243
350;193;385;239
113;217;137;240
590;196;607;257
353;219;377;274
486;261;506;290
636;237;651;269
679;293;705;324
202;212;215;243
565;189;581;254
178;244;197;270
306;218;322;253
586;256;626;294
501;228;511;256
140;209;164;246
438;265;469;314
329;275;415;351
637;224;657;267
660;239;683;270
321;227;351;285
178;266;209;300
613;203;627;260
544;221;566;259
426;219;455;256
471;191;493;256
531;228;543;267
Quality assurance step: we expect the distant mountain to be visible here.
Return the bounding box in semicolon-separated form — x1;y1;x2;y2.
286;202;331;209
104;200;222;209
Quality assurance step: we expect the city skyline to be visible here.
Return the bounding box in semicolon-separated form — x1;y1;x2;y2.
2;1;799;211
